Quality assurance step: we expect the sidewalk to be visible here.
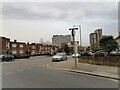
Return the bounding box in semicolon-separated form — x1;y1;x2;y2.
46;57;120;80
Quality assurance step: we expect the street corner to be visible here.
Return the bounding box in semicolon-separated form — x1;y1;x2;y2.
45;60;72;70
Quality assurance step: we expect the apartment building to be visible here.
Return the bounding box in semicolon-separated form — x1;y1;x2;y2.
9;40;26;55
90;29;102;50
52;35;71;46
0;36;10;55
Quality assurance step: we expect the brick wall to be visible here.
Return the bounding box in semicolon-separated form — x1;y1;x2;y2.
0;37;10;55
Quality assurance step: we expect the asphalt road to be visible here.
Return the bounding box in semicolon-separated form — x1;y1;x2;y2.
2;56;119;88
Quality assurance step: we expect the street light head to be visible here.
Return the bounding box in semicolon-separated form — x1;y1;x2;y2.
69;28;78;31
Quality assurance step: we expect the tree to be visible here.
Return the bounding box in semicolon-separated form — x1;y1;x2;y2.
61;43;70;53
99;35;118;54
86;46;90;51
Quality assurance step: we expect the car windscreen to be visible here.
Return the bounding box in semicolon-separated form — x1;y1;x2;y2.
56;53;63;56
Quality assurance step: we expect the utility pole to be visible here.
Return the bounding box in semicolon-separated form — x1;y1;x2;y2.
69;27;78;68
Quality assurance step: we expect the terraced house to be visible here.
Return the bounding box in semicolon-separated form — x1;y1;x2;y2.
0;36;59;55
0;36;10;55
9;40;26;55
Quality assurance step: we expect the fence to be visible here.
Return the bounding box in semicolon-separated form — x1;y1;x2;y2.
79;55;120;67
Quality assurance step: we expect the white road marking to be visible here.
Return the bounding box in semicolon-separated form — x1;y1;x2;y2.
4;72;14;75
3;62;14;64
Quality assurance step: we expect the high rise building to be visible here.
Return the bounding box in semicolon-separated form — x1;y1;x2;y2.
52;35;71;46
89;29;102;50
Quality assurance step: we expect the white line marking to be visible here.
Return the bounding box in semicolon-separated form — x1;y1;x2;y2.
4;72;14;75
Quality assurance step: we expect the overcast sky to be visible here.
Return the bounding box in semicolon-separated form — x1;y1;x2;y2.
1;1;119;46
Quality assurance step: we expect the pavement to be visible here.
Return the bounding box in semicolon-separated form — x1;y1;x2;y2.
46;56;120;80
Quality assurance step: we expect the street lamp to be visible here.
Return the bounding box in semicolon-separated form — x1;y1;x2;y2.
74;25;82;53
69;27;78;68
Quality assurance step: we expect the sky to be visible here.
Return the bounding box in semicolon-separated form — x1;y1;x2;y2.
1;0;119;46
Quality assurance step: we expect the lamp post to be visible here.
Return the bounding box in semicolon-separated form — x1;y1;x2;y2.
74;25;82;53
69;27;78;68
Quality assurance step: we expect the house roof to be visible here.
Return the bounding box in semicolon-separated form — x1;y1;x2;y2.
116;35;120;40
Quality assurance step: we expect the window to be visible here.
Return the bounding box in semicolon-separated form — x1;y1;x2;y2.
6;42;10;49
19;50;23;54
12;44;17;48
19;44;24;48
12;50;17;54
32;50;35;53
32;46;35;49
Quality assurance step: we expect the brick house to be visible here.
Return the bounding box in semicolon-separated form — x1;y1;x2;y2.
30;43;38;54
116;35;120;50
9;40;26;55
25;42;32;54
37;44;44;54
0;36;59;55
43;45;53;54
0;36;10;55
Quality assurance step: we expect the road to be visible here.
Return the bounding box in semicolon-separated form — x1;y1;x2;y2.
2;56;118;88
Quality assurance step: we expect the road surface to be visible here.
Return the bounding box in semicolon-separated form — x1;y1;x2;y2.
2;56;118;88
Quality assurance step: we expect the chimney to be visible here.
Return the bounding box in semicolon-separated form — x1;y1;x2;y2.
27;42;29;45
14;39;17;42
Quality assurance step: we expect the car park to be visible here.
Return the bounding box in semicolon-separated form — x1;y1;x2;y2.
52;53;67;62
0;54;15;62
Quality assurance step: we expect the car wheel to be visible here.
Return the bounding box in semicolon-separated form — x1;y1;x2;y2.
60;58;63;61
66;57;67;60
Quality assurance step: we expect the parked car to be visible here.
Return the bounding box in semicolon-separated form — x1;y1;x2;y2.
30;53;38;56
52;53;67;62
0;54;15;62
88;51;95;56
94;50;108;56
72;53;81;58
110;51;120;55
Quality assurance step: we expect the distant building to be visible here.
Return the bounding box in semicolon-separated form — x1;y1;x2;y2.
89;29;102;50
52;35;71;46
0;36;10;55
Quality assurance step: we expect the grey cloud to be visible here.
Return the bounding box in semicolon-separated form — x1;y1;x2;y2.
2;2;118;22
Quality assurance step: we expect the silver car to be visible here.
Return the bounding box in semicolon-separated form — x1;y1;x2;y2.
52;53;67;62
